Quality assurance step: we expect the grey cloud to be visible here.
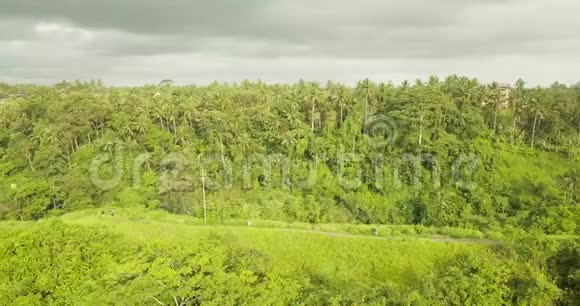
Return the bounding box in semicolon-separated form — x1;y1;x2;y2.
2;0;550;59
0;17;38;41
0;0;578;85
0;0;264;36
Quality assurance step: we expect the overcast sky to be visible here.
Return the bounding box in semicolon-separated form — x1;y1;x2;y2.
0;0;579;86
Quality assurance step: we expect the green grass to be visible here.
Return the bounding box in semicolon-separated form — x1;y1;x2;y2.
59;206;496;240
6;207;568;303
496;147;575;186
0;220;33;239
3;207;488;289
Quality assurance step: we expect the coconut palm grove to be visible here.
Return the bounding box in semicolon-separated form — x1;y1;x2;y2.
0;77;578;304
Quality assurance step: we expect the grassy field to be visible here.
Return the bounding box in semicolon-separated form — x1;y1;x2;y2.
4;207;487;289
2;207;574;305
60;206;500;239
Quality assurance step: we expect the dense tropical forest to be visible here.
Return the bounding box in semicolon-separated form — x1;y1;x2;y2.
0;76;578;304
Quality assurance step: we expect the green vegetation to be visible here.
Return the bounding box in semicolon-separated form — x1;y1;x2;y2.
0;77;578;304
1;208;577;304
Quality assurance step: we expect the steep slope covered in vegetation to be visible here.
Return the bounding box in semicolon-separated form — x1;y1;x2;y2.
0;77;578;234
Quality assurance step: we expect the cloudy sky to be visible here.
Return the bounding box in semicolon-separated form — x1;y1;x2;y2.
0;0;579;86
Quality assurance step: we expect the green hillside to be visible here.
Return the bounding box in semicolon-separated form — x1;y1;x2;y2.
1;207;576;305
0;78;578;304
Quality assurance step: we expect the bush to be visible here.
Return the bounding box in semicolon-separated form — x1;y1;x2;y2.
485;231;505;240
415;250;561;305
0;221;303;305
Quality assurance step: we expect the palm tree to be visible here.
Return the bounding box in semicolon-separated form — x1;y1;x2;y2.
482;82;502;135
335;85;350;125
357;78;374;126
308;83;324;132
528;93;545;149
510;79;527;145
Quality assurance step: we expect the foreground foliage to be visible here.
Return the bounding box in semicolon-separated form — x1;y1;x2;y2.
0;213;577;305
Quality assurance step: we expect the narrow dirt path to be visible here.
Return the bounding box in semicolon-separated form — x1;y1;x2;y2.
183;223;501;245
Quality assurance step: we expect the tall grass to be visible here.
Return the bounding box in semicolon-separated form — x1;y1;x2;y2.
50;207;485;288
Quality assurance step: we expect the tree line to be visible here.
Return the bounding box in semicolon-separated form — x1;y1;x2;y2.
0;77;578;234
